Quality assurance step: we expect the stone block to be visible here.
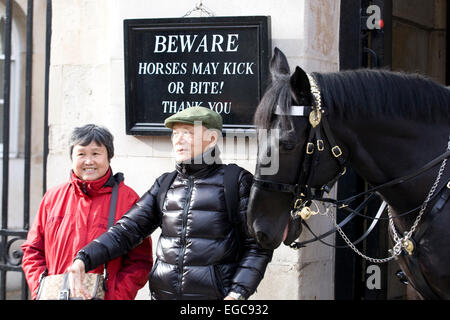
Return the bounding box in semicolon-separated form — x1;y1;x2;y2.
116;135;154;158
304;0;340;62
48;65;63;125
248;134;258;161
152;136;175;158
46;153;71;189
51;0;108;65
114;155;174;196
250;262;301;300
222;135;248;161
60;64;110;125
110;60;125;107
298;259;335;300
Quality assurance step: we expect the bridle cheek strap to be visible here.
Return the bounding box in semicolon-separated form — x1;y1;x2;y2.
297;110;347;202
255;103;347;205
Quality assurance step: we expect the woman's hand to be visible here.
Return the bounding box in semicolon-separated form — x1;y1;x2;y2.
67;259;92;300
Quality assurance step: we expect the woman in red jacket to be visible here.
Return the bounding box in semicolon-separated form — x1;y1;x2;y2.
21;124;153;299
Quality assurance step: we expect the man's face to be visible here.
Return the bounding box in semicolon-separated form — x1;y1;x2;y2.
171;123;217;163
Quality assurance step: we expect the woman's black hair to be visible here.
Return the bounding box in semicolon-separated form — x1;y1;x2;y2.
69;124;114;161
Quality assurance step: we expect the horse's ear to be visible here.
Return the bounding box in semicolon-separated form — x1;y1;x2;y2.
290;66;310;98
270;47;290;76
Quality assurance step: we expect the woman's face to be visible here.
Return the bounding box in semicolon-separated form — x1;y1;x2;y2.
72;141;110;181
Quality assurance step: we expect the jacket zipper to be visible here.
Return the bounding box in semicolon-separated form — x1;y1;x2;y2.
177;175;194;299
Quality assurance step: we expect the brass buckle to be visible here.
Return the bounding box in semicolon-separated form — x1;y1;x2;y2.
317;139;324;151
306;142;314;154
447;181;450;189
331;146;342;158
294;198;303;209
402;239;415;255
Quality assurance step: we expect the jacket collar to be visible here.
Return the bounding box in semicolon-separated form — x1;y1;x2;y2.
176;147;222;178
70;167;113;196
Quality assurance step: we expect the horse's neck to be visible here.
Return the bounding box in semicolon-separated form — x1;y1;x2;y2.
334;118;449;213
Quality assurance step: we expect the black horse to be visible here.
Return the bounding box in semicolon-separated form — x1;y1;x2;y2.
247;48;450;299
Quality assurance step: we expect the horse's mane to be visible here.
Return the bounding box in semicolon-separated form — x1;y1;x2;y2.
314;69;450;123
254;68;450;129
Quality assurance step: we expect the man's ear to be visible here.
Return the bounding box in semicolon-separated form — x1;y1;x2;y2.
204;129;219;147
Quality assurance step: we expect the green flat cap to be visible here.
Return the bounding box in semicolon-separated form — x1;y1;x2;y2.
164;106;223;131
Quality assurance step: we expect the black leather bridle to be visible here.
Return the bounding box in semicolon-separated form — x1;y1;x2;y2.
252;73;450;250
253;73;347;214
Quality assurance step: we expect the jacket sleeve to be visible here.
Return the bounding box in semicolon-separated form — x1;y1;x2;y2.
112;236;153;300
21;196;48;299
230;171;273;299
76;175;165;272
109;189;154;300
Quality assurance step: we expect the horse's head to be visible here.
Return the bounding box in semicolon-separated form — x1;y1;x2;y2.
247;48;346;250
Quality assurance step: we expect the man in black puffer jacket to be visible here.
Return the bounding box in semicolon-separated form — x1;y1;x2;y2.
68;107;273;300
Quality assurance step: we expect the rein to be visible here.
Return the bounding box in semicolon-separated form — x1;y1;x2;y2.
253;73;450;256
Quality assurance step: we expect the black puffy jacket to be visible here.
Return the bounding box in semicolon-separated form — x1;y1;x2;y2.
77;161;273;300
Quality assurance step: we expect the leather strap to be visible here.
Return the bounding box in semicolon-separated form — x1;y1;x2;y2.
102;177;120;291
252;178;298;195
157;171;178;215
290;192;378;249
223;164;244;226
108;179;119;230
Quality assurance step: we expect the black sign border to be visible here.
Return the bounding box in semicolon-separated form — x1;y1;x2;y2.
124;16;271;136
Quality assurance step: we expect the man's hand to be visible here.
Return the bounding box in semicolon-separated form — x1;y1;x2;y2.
67;259;92;300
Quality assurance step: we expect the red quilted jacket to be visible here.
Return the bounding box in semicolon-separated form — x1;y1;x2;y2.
21;169;153;299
